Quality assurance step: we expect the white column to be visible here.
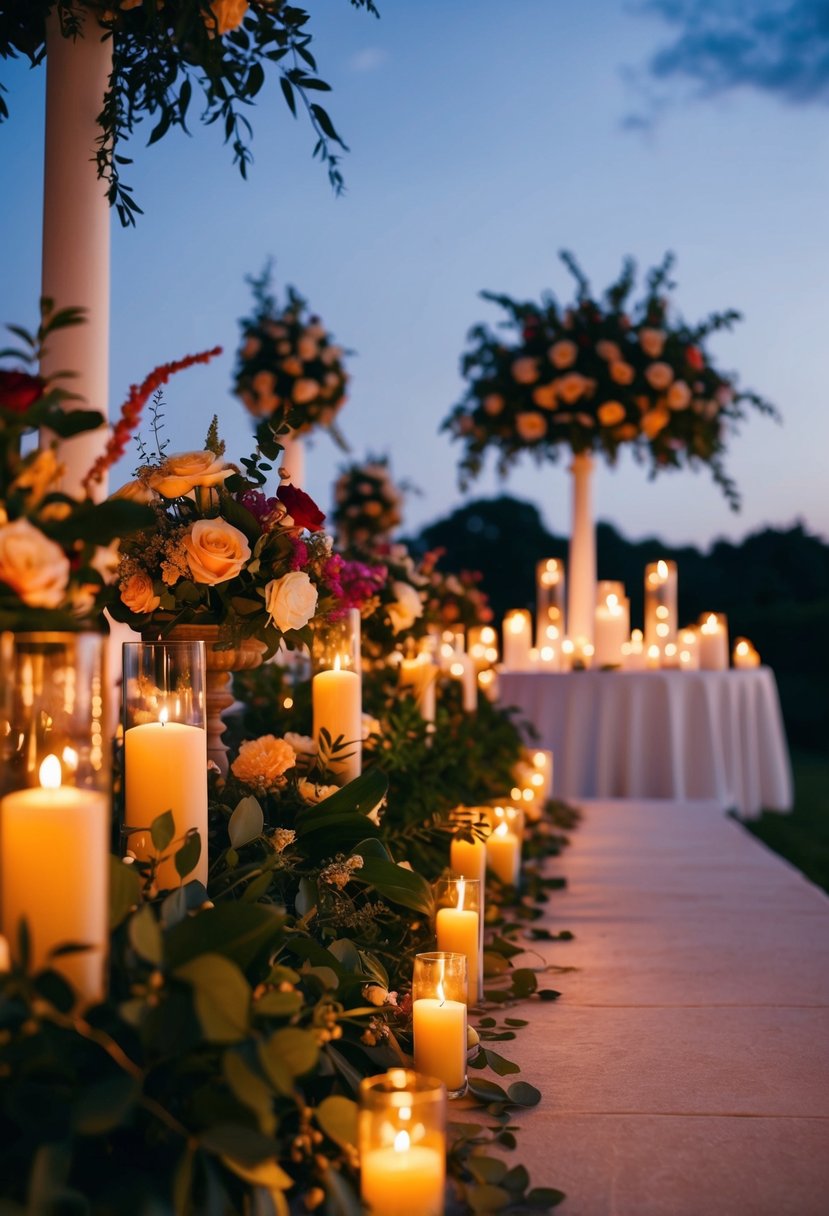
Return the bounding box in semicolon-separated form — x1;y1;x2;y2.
566;451;596;646
280;432;306;487
40;12;112;500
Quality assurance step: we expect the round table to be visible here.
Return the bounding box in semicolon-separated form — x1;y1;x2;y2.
498;668;793;818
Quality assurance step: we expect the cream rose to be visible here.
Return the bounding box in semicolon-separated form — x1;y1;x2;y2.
0;518;70;609
644;362;674;392
667;380;692;410
548;339;578;369
120;572;161;614
511;357;539;385
149;451;234;499
182;518;251;585
265;570;318;632
388;580;424;634
515;412;547;442
639;327;666;358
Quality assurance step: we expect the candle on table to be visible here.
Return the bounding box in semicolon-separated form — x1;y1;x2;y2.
448;655;477;713
412;953;467;1097
468;625;499;672
529;749;554;803
662;641;679;669
502;610;533;671
313;655;363;782
559;638;575;672
594;582;630;669
733;638;761;668
450;833;487;889
572;639;594;670
623;628;646;671
361;1130;445;1216
435;876;481;1004
535;558;566;650
678;628;699;671
487;820;521;887
1;755;108;1002
399;653;437;722
125;713;209;888
698;613;729;671
646;644;661;670
477;668;498;701
644;560;678;652
359;1069;446;1216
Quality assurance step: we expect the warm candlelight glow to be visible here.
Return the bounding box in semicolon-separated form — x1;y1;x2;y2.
456;876;466;912
735;640;749;656
481;627;496;645
508;614;525;634
701;613;718;633
39;754;62;789
394;1130;410;1153
657;560;668;579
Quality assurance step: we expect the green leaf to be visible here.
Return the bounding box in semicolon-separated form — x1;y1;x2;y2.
199;1124;281;1166
223;1052;276;1136
503;1164;530;1194
466;1183;511;1213
71;1074;139;1135
109;856;141;929
467;1077;509;1105
129;904;162;965
228;796;264;848
261;1028;319;1079
175;831;202;880
466;1156;507;1185
252;989;304;1018
482;1049;521;1077
294;768;388;834
176;954;251;1043
315;1095;357;1149
151;810;175;852
511;968;539;998
507;1081;542;1107
527;1187;567;1208
165;904;284;970
351;857;434;915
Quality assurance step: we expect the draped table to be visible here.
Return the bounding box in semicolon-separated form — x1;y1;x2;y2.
498;668;793;817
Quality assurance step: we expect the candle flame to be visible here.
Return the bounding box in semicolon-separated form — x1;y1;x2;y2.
507;613;526;634
450;662;464;677
607;593;619;610
39;754;62;789
736;640;749;656
481;627;496;645
562;639;574;655
394;1130;410;1153
333;654;342;672
159;707;168;726
457;875;466;912
495;821;509;838
632;629;643;643
703;613;718;632
657;560;669;579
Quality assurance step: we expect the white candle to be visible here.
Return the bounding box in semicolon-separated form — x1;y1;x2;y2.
313;661;363;782
1;756;109;1002
468;625;499;672
646;644;662;670
450;834;487;888
733;638;761;669
623;628;646;671
594;590;630;668
413;994;467;1094
535;557;566;649
361;1133;445;1216
476;668;498;701
124;718;209;888
448;655;477;713
436;879;480;1004
678;628;700;671
399;655;437;722
698;613;729;671
487;821;521;886
559;638;575;672
644;560;678;651
529;749;554;803
502;610;533;671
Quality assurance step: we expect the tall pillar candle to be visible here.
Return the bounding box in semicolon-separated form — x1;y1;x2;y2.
448;654;477;713
399;654;437;723
594;581;629;668
435;877;481;1005
487;820;521;887
698;613;729;670
678;628;700;671
535;557;566;649
567;451;596;647
468;625;499;672
644;560;678;653
313;660;363;782
502;610;533;671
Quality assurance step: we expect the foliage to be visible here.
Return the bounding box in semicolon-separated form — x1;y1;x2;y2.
0;300;152;630
419;546;494;631
0;1;381;225
442;251;779;509
233;264;351;449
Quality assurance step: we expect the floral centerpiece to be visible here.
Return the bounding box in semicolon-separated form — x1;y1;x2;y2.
0;301;153;630
232;265;350;453
419;548;494;631
442;252;779;508
331;454;405;550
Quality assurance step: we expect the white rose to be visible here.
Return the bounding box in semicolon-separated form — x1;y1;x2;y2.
0;518;70;609
511;357;539;385
265;570;318;631
149;451;234;499
644;362;674;392
284;732;318;756
548;340;578;369
515;412;547;442
387;581;424;634
640;327;666;358
182;518;251;585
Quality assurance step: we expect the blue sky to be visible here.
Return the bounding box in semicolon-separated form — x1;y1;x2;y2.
2;0;828;547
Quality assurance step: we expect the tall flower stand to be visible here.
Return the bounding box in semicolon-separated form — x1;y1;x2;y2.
566;451;596;647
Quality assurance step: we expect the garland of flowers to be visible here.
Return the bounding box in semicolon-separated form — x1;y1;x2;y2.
0;1;380;225
233;265;351;453
442;251;779;509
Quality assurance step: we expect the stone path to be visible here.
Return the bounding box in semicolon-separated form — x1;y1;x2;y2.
507;800;829;1215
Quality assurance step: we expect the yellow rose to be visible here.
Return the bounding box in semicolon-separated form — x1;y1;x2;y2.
182;518;251;585
120;572;160;614
0;518;70;609
148;451;234;499
597;401;626;427
264;570;319;632
641;408;671;438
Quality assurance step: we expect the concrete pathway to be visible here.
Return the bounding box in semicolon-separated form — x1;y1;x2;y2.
507;800;829;1215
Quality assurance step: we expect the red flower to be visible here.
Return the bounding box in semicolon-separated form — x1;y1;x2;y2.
277;483;326;532
0;370;44;413
685;345;705;372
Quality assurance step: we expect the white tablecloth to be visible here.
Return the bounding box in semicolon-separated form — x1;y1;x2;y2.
498;668;793;818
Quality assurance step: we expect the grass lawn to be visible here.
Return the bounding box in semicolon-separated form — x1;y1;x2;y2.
743;750;829;894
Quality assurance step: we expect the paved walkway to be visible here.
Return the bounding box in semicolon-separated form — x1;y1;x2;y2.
508;800;829;1215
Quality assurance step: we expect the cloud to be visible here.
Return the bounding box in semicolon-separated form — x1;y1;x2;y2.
638;0;829;105
348;47;389;74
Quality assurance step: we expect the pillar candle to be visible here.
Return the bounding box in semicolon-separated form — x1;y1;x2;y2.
447;655;477;713
529;750;554;803
502;610;533;671
468;625;499;672
646;644;661;670
535;558;566;649
413;995;467;1094
644;560;678;651
698;613;729;671
361;1133;445;1216
450;835;487;888
1;756;108;1002
476;668;498;702
313;663;363;782
733;638;761;669
559;638;575;672
678;628;700;671
124;718;209;889
594;588;629;668
487;821;521;886
623;629;646;671
399;655;437;722
436;882;480;1005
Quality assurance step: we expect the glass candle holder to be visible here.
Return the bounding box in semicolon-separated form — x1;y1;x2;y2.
0;631;110;1003
487;815;522;887
535;558;566;650
359;1068;447;1216
623;628;646;671
412;952;468;1099
502;609;533;671
123;640;208;890
698;612;729;671
644;560;678;653
434;876;482;1004
449;808;489;890
312;614;363;783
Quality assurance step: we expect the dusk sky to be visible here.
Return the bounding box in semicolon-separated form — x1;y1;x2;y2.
3;0;828;548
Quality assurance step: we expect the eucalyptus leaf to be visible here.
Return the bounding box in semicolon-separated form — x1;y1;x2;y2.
175;831;202;880
482;1048;521;1077
165;904;284;970
223;1052;276;1136
150;810;175;853
263;1028;319;1079
252;990;304;1018
315;1095;357;1149
229;796;265;849
351;857;434;915
176;954;251;1043
129;904;163;965
199;1125;282;1167
467;1077;509;1105
109;856;141;930
466;1183;511;1213
466;1156;507;1185
507;1081;542;1107
71;1074;140;1135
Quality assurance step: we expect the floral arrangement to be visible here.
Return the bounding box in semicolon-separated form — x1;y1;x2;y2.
443;252;779;508
331;454;405;550
419;547;494;631
0;1;380;224
0;301;153;630
233;265;350;452
108;408;343;656
357;542;431;658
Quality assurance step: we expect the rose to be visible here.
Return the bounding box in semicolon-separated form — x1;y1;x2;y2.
276;484;325;532
556;372;590;405
515;412;547;441
482;393;504;416
532;383;558;410
685;345;705;372
0;370;45;414
182;518;251;585
120;572;160;614
609;361;635;386
209;0;249;36
639;327;666;358
387;580;424;633
511;357;539;385
265;570;318;631
231;735;296;791
644;362;674;392
596;340;622;362
0;518;70;608
10;448;62;504
111;478;159;505
293;379;320;405
148;451;234;498
667;380;692;410
297;778;340;804
641;408;671;438
284;732;318;756
548;340;578;370
597;401;626;427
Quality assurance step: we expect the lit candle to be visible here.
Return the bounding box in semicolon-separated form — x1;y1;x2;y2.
559;638;575;672
486;820;521;886
125;713;209;888
448;655;477;713
623;628;646;671
698;613;729;671
435;877;480;1005
733;637;761;669
361;1129;445;1216
313;655;363;781
468;625;499;672
644;560;678;653
594;583;630;669
646;643;662;670
413;958;467;1097
476;668;498;701
535;558;566;650
399;654;437;722
529;749;554;803
450;833;487;889
0;755;108;1002
678;628;699;671
502;609;533;671
572;639;595;670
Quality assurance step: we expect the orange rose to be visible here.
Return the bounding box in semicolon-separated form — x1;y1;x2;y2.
597;401;626;427
120;572;161;614
148;451;234;499
0;518;69;609
641;408;671;438
182;518;251;585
